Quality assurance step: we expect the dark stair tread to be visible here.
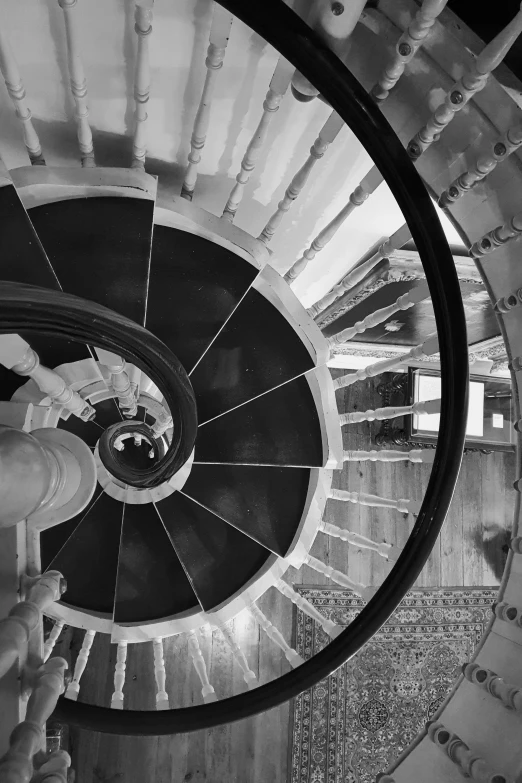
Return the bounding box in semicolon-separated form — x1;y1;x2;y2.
182;464;312;556
45;493;124;615
156;493;272;611
58;397;123;447
40;485;104;571
189;286;315;423
113;503;200;624
28;197;154;326
194;375;324;467
145;225;259;374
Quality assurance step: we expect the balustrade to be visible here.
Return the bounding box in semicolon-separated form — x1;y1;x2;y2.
307;223;412;319
217;622;257;688
343;448;436;463
258;110;344;244
110;640;127;709
0;335;95;421
470;212;522;259
276;580;343;638
372;0;448;103
334;335;439;390
152;637;169;710
494;289;522;315
463;662;522;712
131;2;154;169
340;398;441;425
249;603;304;668
321;520;400;560
65;629;95;701
96;349;138;417
222;58;293;222
493;601;522;627
181;5;233;200
427;720;509;782
151;408;173;438
329;486;420;516
408;5;522;160
305;554;376;602
285;167;383;283
0;657;68;782
188;630;217;702
0;26;45;164
58;0;95;167
0;572;64;679
43;619;65;663
440;124;522;207
327;282;431;347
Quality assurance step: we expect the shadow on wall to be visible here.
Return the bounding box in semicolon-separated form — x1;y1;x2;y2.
471;526;511;583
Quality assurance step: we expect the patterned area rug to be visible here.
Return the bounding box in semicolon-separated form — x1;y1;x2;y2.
290;587;497;783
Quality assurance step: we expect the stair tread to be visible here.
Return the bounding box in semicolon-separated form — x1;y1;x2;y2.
28;197;154;326
189;286;315;423
45;492;124;615
182;463;312;556
194;375;324;466
40;485;104;572
112;503;200;624
156;492;272;611
145;225;258;374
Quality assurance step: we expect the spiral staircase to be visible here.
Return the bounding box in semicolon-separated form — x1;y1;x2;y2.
2;0;522;781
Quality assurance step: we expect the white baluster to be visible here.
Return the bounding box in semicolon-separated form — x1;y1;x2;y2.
321;519;401;561
307;223;412;319
187;630;217;703
328;487;421;517
33;749;71;783
0;26;45;165
440;123;522;207
343;448;435;463
152;637;169;710
249;602;304;667
0;571;64;679
0;334;95;421
305;554;376;601
58;0;95;167
181;5;233;200
408;4;522;160
372;0;448;103
217;622;257;689
327;282;431;347
151;408;173;438
333;334;439;390
96;349;138;417
470;210;522;258
428;721;507;782
222;58;293;222
65;629;95;701
131;2;154;169
285;167;383;283
110;640;127;709
258;110;344;244
0;657;68;782
43;619;65;663
275;580;343;638
463;662;522;713
340;398;441;425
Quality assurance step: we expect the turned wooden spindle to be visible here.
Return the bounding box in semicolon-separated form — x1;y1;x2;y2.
43;619;65;663
65;629;95;701
340;398;441;425
343;448;436;463
222;58;292;222
470;211;522;258
258;110;344;244
333;335;439;390
0;657;68;783
32;749;71;783
427;720;508;782
187;630;217;703
96;349;138;417
0;571;65;679
151;408;173;438
440;124;522;207
329;487;421;516
494;601;522;627
58;0;95;166
249;603;304;668
131;2;154;169
307;223;412;319
285;167;384;283
276;580;343;638
494;289;522;314
110;641;128;709
152;638;169;710
305;554;377;602
408;4;522;160
463;662;522;712
327;282;431;347
322;519;401;560
372;0;448;103
0;335;95;421
0;27;45;164
217;622;257;689
181;5;233;200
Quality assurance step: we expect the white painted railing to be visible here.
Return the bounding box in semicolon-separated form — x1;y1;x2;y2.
43;619;65;663
187;630;217;702
343;448;436;463
216;622;257;689
250;603;303;668
328;487;421;515
305;554;376;602
153;637;169;710
110;640;128;709
321;519;401;561
131;1;154;170
65;629;95;701
470;211;522;259
339;398;441;425
276;580;343;638
96;349;138;418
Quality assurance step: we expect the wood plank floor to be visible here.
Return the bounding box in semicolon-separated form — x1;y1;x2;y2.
52;371;516;783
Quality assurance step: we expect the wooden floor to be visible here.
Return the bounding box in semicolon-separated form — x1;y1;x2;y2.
53;371;516;783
